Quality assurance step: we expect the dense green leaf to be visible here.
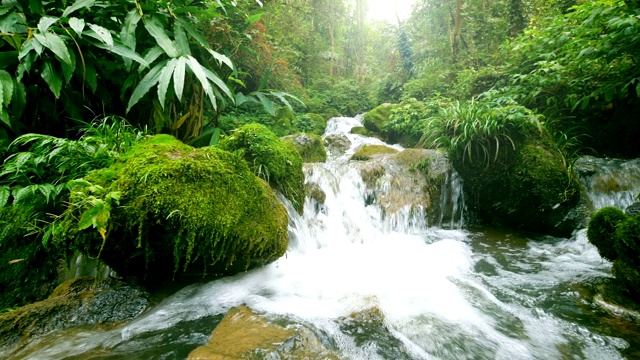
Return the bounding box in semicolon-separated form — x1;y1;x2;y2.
0;186;10;208
157;58;178;109
60;48;76;83
0;111;9;128
68;17;85;36
87;23;113;47
37;16;59;33
245;13;264;25
121;9;141;50
0;70;14;109
203;68;233;100
185;55;216;110
207;49;234;70
256;92;275;116
144;16;179;58
141;46;164;69
0;51;18;68
41;61;63;98
62;0;96;18
127;61;166;112
173;22;190;55
78;203;101;230
173;56;186;101
84;58;97;93
34;32;72;64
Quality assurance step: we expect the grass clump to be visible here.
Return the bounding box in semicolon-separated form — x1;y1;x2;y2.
218;124;305;213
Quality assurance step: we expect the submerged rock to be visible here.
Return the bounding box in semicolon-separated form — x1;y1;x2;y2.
282;133;327;163
189;306;338;359
0;277;148;353
56;135;289;287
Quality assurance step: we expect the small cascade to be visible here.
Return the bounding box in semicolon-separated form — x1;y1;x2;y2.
575;155;640;211
438;169;466;229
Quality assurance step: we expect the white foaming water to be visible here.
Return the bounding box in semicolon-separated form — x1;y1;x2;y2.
576;155;640;211
9;117;629;359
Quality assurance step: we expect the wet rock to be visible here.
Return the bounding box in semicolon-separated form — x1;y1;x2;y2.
0;277;148;353
282;133;327;163
305;181;326;205
353;148;452;226
626;202;640;216
324;134;351;155
188;306;338;359
350;144;398;161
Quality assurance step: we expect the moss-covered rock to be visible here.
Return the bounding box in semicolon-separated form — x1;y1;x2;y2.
188;306;339;359
587;207;627;261
350;144;399;161
350;126;372;136
56;135;289;286
0;277;148;353
454;130;583;237
0;205;67;310
218;123;305;213
282;133;327;163
362;104;395;133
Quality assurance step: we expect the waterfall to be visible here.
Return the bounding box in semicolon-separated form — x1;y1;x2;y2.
6;117;634;360
575;155;640;212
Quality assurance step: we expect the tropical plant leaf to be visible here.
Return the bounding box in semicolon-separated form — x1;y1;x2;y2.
256;92;275;116
68;17;85;36
78;203;101;230
127;61;166;112
60;47;76;83
157;57;178;109
62;0;96;18
173;22;190;55
85;58;97;93
0;186;9;208
203;68;233;100
144;16;179;58
207;49;234;70
33;32;72;65
0;51;18;69
37;16;59;33
87;23;113;47
0;111;9;128
107;43;147;66
38;183;55;203
173;56;186;101
120;9;141;70
141;46;164;69
245;13;264;25
41;61;63;98
185;55;216;110
209;127;220;146
0;70;13;110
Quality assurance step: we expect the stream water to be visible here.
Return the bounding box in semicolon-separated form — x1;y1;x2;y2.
6;117;640;360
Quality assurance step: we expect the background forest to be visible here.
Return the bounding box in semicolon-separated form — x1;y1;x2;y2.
0;0;639;309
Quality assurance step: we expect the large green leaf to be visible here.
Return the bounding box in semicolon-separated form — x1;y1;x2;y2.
173;56;186;101
185;55;216;110
41;61;63;98
157;58;178;109
144;16;179;58
34;32;72;64
10;80;25;120
86;23;113;47
0;70;14;109
173;22;190;55
121;9;141;50
127;61;166;113
37;16;59;33
176;18;233;70
68;17;85;36
256;92;275;116
203;68;233;100
0;185;10;208
60;47;76;83
207;49;234;70
62;0;96;18
141;46;164;69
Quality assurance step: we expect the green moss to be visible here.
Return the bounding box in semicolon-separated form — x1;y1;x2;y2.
295;113;327;136
218;124;305;213
282;133;327;163
454;131;582;237
0;205;66;309
613;215;640;264
588;207;627;261
350;145;399;161
56;135;289;286
350;126;371;136
362;104;395;133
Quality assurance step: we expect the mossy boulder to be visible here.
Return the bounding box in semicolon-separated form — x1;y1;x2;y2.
350;126;372;136
588;209;640;301
0;277;148;353
324;134;351;156
282;133;327;163
188;306;339;359
454;131;583;237
362;104;395;133
218;123;305;213
587;207;627;261
350;144;398;161
56;135;289;286
0;205;67;310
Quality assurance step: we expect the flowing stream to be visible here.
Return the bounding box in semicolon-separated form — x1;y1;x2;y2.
6;116;640;359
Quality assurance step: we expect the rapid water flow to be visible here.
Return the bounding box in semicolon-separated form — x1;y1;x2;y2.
7;117;638;359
